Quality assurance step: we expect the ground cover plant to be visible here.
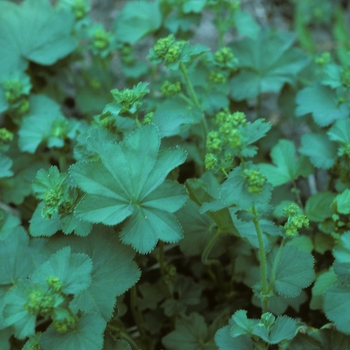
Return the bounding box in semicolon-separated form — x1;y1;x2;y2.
1;0;350;348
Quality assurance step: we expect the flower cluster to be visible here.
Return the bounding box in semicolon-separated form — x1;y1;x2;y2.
161;80;182;97
110;82;149;115
0;128;13;147
243;168;267;194
283;203;309;236
205;110;247;172
152;35;186;65
89;25;113;57
214;47;238;70
208;71;227;84
1;73;31;116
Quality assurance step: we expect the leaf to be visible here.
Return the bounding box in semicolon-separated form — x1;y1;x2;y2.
310;269;338;310
31;247;92;295
40;313;106;350
153;97;203;137
162;313;216;350
333;232;350;264
299;133;337;169
233;11;260;39
114;1;162;44
259;139;313;186
296;83;349;126
0;2;27;73
324;285;350;334
47;226;141;321
253;315;298;344
305;192;335;222
29;202;62;237
334;189;350;214
70;124;188;253
0;210;24;241
230;310;257;337
333;261;350;286
0;0;76;72
230;30;308;100
267;245;315;298
215;325;254;350
182;0;206;13
221;164;272;210
3;280;36;339
327;118;350;143
0;228;43;284
0;155;13;178
185;178;238;235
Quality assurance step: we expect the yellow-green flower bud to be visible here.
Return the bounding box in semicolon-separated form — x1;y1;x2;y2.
0;128;13;143
205;153;218;170
243;169;266;194
161;80;181;96
315;52;331;65
206;131;222;152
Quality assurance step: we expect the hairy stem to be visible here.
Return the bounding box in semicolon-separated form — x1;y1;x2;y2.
179;62;208;141
252;205;269;313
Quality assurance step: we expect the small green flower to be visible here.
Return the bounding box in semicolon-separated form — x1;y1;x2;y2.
24;287;54;316
142;112;154;125
315;52;331;65
283;203;309;236
47;276;63;293
0;128;13;143
161;80;181;97
214;47;238;69
208;71;226;84
71;0;90;19
206;131;222;152
52;314;77;333
341;68;350;89
205;153;218;170
243;168;266;194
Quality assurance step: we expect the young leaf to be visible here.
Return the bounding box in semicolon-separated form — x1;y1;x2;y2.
267;245;315;298
162;313;216;350
0;155;13;178
40;313;106;350
48;226;141;321
252;315;298;344
3;280;36;340
70;124;188;253
215;325;254;350
31;247;92;296
259;139;313;186
296;83;349;126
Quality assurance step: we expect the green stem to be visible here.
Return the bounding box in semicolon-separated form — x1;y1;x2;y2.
130;286;146;338
108;325;142;350
119;331;142;350
201;228;222;266
158;241;172;300
252;205;269;313
179;62;208;141
202;228;224;288
292;180;304;210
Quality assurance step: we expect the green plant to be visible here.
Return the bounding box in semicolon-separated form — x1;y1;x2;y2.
1;0;350;349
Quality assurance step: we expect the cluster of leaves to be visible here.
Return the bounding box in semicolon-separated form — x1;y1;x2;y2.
1;0;350;349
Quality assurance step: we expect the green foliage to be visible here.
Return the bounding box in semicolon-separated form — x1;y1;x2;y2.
2;0;350;348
